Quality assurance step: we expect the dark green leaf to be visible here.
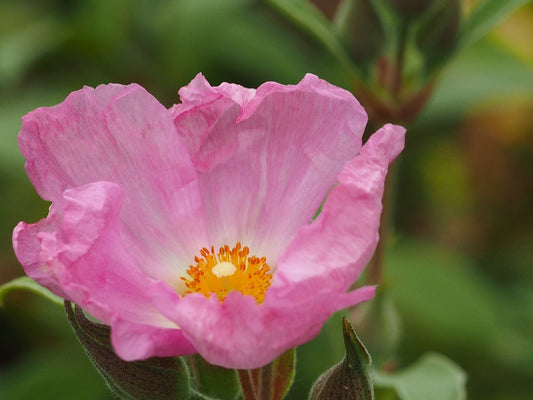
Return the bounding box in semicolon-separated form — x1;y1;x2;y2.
260;0;357;73
65;301;194;400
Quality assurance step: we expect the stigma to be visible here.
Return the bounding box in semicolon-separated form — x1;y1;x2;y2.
181;242;272;303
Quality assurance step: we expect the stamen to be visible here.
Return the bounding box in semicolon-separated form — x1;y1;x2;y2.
181;242;272;303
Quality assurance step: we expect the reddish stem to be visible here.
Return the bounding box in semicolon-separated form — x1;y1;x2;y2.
238;370;257;400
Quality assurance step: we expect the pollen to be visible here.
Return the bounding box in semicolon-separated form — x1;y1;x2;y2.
181;242;272;303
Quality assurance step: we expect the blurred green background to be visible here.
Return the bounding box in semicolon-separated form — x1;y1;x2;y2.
1;0;532;399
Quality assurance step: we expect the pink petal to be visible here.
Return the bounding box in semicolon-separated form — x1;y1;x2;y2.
275;124;405;291
14;75;405;369
111;318;196;361
171;73;368;260
13;181;181;331
18;84;207;284
155;285;374;369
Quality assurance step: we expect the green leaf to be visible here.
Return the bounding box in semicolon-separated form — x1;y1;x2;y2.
260;0;357;74
0;276;63;307
309;317;374;400
456;0;531;51
65;301;195;400
374;353;467;400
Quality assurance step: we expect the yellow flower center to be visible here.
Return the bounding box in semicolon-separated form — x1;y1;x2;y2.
181;242;272;303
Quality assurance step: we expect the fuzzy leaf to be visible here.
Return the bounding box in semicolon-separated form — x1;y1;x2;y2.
65;301;195;400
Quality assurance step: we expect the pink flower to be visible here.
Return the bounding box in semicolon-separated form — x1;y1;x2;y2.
13;74;404;369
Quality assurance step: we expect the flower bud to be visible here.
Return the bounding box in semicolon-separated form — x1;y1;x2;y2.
334;0;386;63
387;0;437;19
309;318;373;400
415;0;461;69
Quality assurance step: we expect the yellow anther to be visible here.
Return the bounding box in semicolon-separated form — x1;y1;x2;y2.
181;242;272;303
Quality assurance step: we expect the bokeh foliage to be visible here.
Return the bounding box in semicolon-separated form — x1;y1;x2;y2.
1;1;532;399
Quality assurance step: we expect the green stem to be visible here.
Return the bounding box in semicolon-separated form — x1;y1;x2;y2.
238;369;257;400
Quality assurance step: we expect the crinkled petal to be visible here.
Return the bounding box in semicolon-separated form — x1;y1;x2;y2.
111;318;196;361
13;181;183;333
18;83;207;284
171;73;368;260
154;285;374;369
275;124;406;292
